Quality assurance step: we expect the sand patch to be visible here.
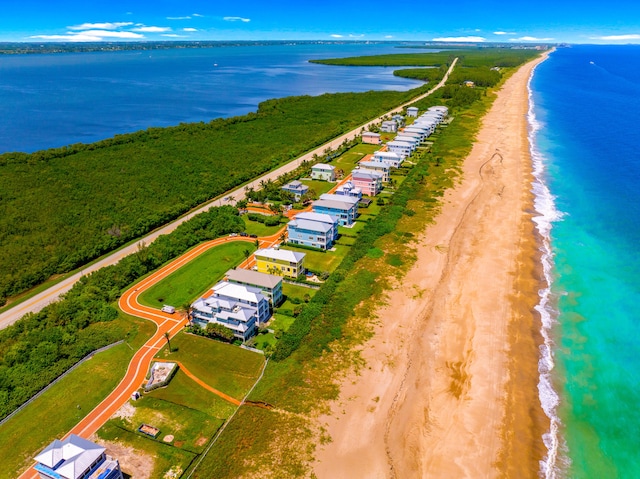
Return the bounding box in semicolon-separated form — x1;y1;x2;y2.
91;437;154;479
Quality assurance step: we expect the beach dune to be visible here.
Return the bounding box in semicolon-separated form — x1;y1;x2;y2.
314;52;551;478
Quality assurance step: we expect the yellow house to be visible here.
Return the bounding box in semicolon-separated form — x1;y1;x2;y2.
255;248;306;279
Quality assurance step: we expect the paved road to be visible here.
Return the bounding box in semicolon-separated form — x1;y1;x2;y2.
0;59;457;332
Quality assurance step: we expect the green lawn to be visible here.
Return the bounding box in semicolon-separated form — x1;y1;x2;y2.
242;216;287;237
338;220;368;237
299;179;335;196
97;421;197;479
155;332;264;399
332;143;378;172
282;245;350;274
270;313;297;334
282;283;317;302
138;242;255;309
0;314;154;479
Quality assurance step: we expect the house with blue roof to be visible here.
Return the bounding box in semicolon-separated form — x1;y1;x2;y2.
312;193;359;226
287;212;339;250
281;180;309;201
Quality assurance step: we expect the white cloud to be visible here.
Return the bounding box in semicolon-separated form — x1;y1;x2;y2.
510;36;554;41
68;22;133;31
493;31;516;35
223;16;250;22
330;34;343;38
432;36;486;42
591;34;640;41
167;16;191;20
385;35;393;39
349;34;364;38
30;33;102;42
73;30;144;39
183;28;198;32
162;34;185;38
192;13;204;17
131;26;171;33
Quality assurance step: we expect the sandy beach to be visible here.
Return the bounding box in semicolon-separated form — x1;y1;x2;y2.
314;52;552;478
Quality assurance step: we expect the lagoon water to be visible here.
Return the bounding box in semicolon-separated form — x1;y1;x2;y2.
0;43;422;153
531;45;640;478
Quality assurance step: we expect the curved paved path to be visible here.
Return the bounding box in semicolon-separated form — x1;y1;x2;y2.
0;57;457;329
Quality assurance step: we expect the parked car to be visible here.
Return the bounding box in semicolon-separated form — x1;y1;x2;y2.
240;232;248;237
161;305;175;314
229;233;238;237
249;234;258;238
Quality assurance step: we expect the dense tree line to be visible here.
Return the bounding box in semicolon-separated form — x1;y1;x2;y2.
0;206;243;420
0;87;429;303
447;66;502;87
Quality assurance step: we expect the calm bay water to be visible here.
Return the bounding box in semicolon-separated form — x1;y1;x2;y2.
531;45;640;478
0;43;422;153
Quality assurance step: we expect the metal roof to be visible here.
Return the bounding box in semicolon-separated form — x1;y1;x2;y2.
225;268;282;289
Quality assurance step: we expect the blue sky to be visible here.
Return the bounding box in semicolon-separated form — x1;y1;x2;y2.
2;0;640;44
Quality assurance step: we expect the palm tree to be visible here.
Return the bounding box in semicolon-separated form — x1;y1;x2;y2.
279;232;287;243
164;332;172;353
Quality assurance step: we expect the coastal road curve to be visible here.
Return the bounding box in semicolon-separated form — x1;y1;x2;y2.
17;231;286;479
0;58;457;330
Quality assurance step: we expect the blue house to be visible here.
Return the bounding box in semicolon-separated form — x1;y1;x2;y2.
281;180;309;201
312;193;359;226
287;212;339;250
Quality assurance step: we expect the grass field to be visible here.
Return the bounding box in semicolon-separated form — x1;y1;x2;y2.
282;245;350;274
155;332;265;399
0;314;154;479
332;143;378;172
138;241;255;309
242;216;287;237
299;179;335;196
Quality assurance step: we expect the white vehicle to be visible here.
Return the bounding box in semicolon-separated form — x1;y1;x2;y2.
161;305;175;314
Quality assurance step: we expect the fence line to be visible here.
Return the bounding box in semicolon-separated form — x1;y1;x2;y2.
0;340;125;428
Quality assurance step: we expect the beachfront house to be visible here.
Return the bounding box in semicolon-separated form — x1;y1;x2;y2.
373;151;403;168
281;180;309;201
406;106;419;117
335;180;363;199
287;211;339;250
312;193;359;226
380;120;397;133
255;247;305;279
225;268;283;307
191;281;270;341
406;124;433;138
311;163;336;181
386;141;414;160
34;434;124;479
399;130;425;143
392;114;405;127
362;131;381;144
352;169;383;196
360;160;391;182
394;136;419;150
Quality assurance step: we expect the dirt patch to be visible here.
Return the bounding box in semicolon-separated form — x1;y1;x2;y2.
112;402;136;423
162;434;174;443
91;437;154;479
173;440;184;448
195;436;208;447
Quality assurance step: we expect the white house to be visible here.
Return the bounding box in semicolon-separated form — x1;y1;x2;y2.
360;160;391;182
362;131;381;144
386;140;414;159
380;120;397;133
34;435;124;479
373;150;403;168
311;163;336;181
398;130;425;143
406;106;419;117
394;136;419;149
191;282;270;341
335;180;363;199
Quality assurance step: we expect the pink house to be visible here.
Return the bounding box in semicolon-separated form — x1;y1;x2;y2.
352;169;383;196
362;131;381;145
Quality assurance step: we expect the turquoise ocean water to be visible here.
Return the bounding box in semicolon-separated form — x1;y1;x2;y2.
530;46;640;478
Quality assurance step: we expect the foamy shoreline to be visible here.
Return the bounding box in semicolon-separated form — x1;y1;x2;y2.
314;51;554;478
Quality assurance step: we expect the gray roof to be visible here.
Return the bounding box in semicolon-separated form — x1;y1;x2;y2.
312;163;335;171
353;169;383;181
387;141;414;148
294;211;339;225
289;218;333;233
226;268;282;289
360;161;390;170
320;193;360;205
35;435;105;479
